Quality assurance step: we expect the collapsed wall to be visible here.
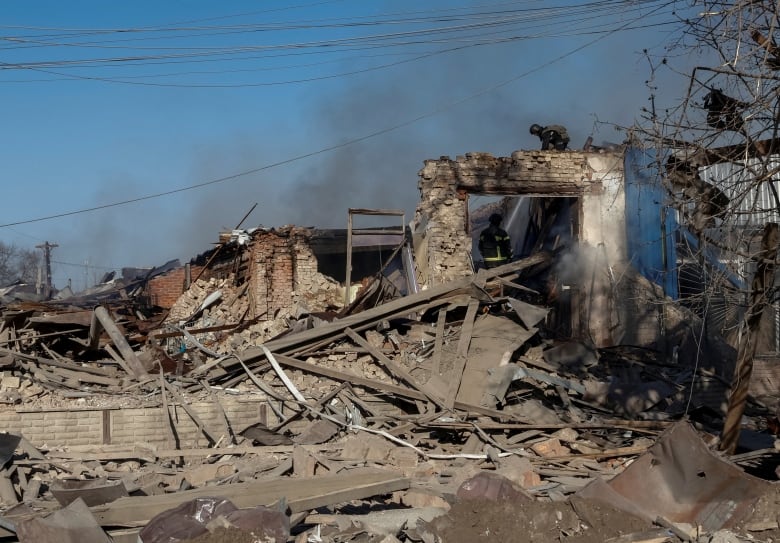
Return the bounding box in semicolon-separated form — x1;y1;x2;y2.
412;149;633;346
247;228;329;320
412;151;606;286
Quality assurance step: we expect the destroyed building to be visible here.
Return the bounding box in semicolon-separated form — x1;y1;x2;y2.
0;146;777;543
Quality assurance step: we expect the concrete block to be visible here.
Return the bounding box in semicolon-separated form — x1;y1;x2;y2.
1;376;20;389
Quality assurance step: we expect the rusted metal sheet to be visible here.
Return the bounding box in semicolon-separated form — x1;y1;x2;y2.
577;421;771;531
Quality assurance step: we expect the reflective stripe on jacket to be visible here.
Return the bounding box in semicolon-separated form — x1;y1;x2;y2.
479;225;512;262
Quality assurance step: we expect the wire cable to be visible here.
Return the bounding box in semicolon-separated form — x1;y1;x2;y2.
0;1;678;229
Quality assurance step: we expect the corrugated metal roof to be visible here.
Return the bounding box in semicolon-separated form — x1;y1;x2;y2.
700;158;780;225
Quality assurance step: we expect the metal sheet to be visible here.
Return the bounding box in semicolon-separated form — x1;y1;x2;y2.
701;159;780;226
0;434;21;468
16;498;111;543
507;297;549;329
138;498;289;543
51;478;129;507
577;421;771;531
624;147;679;298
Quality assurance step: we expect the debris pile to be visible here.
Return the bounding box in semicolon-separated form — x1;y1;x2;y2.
0;249;777;542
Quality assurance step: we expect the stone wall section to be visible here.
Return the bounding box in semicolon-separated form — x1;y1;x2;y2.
0;408;102;447
414;151;599;287
0;396;262;448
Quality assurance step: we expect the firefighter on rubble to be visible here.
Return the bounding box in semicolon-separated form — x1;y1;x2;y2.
530;123;570;151
478;213;513;269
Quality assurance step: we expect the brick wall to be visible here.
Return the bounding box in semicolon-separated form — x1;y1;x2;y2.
249;228;319;320
0;396;263;448
147;265;205;308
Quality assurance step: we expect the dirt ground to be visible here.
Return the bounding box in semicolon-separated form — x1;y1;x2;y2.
184;527;263;543
735;484;780;541
428;496;654;543
175;488;780;542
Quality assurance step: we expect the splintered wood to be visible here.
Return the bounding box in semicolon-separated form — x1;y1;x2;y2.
0;251;775;543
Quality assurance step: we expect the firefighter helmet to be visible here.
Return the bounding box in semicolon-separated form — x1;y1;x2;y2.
529;123;543;135
489;213;503;225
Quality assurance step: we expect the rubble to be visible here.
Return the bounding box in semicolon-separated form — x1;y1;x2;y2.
0;248;774;542
0;157;777;542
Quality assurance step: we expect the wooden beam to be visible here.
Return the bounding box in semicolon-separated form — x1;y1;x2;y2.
431;307;447;378
90;470;409;527
162;380;221;445
42;443;342;461
445;300;480;409
273;353;514;420
344;328;447;410
238;252;551;363
92;307;148;380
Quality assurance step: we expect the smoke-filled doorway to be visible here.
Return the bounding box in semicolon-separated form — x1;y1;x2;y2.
469;194;580;337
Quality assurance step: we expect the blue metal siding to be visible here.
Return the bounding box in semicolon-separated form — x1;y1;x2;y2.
624;147;679;299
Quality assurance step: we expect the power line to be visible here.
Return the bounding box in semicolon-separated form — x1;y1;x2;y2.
51;259;122;271
0;1;678;229
0;0;674;65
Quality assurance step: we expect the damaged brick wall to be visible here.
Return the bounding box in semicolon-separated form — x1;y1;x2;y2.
248;228;320;320
413;151;597;287
148;265;206;308
413;149;642;347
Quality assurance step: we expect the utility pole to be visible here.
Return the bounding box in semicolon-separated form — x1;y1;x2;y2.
35;241;58;300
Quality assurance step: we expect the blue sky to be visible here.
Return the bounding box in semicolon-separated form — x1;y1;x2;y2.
0;0;696;289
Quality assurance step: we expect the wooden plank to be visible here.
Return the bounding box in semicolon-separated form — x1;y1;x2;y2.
42;444;340;461
162;381;220;445
274;353;516;420
271;382;348;433
445;299;479;409
34;362;121;387
159;369;177;450
92;307;148;379
0;328;84;347
344;328;446;410
34;352;119;378
90;469;410;527
149;323;242;340
200;380;237;444
238;252;551;362
430;307;447;377
104;344;134;377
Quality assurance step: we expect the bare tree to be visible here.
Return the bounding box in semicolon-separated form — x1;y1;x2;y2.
637;0;780;452
0;242;41;286
636;0;780;331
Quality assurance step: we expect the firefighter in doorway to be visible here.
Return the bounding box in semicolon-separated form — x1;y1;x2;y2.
478;213;513;268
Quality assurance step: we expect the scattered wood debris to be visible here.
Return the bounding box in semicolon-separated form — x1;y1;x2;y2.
0;247;777;543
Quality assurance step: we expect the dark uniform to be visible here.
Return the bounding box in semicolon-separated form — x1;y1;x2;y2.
479;214;512;268
530;124;570;151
